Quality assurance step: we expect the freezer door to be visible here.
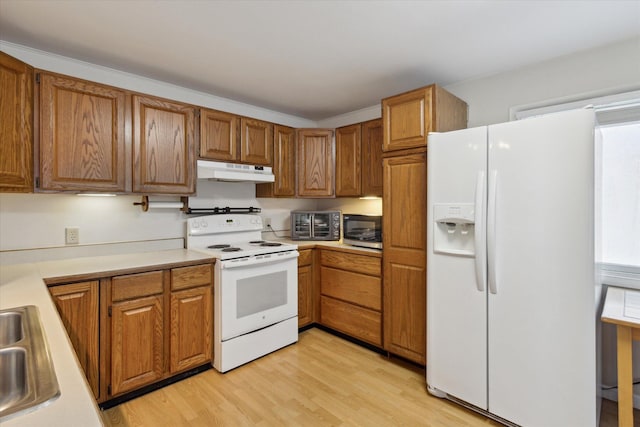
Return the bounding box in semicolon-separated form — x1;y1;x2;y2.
487;109;596;426
427;126;488;409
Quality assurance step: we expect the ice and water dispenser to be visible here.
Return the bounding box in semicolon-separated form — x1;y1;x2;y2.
432;204;476;256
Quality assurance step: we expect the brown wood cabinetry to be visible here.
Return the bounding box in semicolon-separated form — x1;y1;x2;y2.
382;84;467;152
199;108;238;161
383;152;427;364
48;261;213;403
296;129;334;197
335;124;362;197
169;264;213;373
132;94;196;194
110;271;165;395
361;118;383;197
256;125;296;197
49;281;100;398
381;84;467;365
39;72;127;192
319;249;382;346
240;117;272;166
0;52;33;193
297;249;314;327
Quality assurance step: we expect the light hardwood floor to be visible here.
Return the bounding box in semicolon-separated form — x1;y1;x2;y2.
103;328;623;426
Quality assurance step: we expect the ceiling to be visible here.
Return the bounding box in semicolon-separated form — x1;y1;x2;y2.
1;0;639;120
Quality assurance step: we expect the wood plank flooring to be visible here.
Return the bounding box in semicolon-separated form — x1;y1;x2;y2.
103;328;623;426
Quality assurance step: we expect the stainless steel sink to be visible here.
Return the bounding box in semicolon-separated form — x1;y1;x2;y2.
0;306;60;421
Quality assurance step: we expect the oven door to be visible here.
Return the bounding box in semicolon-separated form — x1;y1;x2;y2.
218;251;298;341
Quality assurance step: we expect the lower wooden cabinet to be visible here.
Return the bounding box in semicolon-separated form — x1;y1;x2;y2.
318;249;382;346
48;261;213;402
49;281;100;398
297;249;314;327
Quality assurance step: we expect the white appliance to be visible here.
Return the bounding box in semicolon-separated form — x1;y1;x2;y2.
186;214;298;372
197;160;275;183
426;109;597;427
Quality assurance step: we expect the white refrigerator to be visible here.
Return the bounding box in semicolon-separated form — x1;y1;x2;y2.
426;108;597;427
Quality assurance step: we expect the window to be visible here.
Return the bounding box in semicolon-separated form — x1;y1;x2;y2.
513;91;640;287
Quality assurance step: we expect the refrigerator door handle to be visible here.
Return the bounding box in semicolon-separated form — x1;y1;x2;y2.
488;170;498;294
474;171;487;292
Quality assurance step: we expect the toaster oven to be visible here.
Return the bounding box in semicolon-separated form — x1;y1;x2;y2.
290;210;341;241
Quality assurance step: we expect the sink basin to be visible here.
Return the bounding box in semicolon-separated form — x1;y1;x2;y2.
0;312;24;346
0;306;60;421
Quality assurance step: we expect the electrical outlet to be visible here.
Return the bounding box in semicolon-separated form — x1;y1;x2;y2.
264;217;272;229
65;227;79;245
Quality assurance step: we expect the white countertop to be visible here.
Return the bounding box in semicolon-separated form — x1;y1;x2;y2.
0;249;215;427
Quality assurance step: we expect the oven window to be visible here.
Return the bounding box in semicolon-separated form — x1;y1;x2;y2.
236;271;288;318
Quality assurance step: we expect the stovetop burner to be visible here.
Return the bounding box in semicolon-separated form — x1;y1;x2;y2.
249;240;266;244
222;247;242;252
260;242;282;247
208;244;231;249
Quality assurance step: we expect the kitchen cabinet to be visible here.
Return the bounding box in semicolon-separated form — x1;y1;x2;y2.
132;94;196;194
296;129;334;197
361;118;383;197
49;280;100;398
297;249;315;327
383;151;427;364
199;108;238;162
256;125;296;197
169;264;213;373
240;117;272;166
335;124;362;197
110;270;165;396
38;71;127;192
382;84;467;152
0;52;33;193
319;249;382;346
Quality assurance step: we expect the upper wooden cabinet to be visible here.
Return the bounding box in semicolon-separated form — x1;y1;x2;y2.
0;52;33;193
240;117;272;165
199;108;238;161
296;129;334;197
132;94;196;194
382;84;467;152
361;118;383;197
39;72;127;192
256;125;295;198
335;124;361;197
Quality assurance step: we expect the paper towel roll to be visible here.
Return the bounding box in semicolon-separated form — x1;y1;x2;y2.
147;202;184;209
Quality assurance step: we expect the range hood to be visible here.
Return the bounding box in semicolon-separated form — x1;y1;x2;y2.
197;160;275;183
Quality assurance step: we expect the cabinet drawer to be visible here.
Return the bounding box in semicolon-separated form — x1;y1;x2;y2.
320;266;381;311
298;249;313;266
320;250;381;276
171;264;212;291
320;296;382;346
112;271;164;302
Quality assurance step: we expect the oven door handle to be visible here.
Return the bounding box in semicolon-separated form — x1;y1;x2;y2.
219;250;299;269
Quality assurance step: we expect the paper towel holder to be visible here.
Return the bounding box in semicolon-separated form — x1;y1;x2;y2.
133;196;189;212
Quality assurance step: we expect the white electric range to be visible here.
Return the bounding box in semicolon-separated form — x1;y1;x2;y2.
186;214;299;372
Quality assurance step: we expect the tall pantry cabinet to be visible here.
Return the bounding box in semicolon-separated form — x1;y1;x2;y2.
382;84;467;365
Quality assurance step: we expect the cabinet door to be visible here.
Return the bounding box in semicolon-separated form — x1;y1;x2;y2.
335;124;361;197
111;294;164;395
383;152;427;364
39;72;127;192
170;286;212;373
240;117;272;165
296;129;334;197
199;108;238;161
382;86;433;152
0;52;33;193
298;264;313;327
132;94;196;194
361;119;383;197
49;281;100;398
256;125;295;197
